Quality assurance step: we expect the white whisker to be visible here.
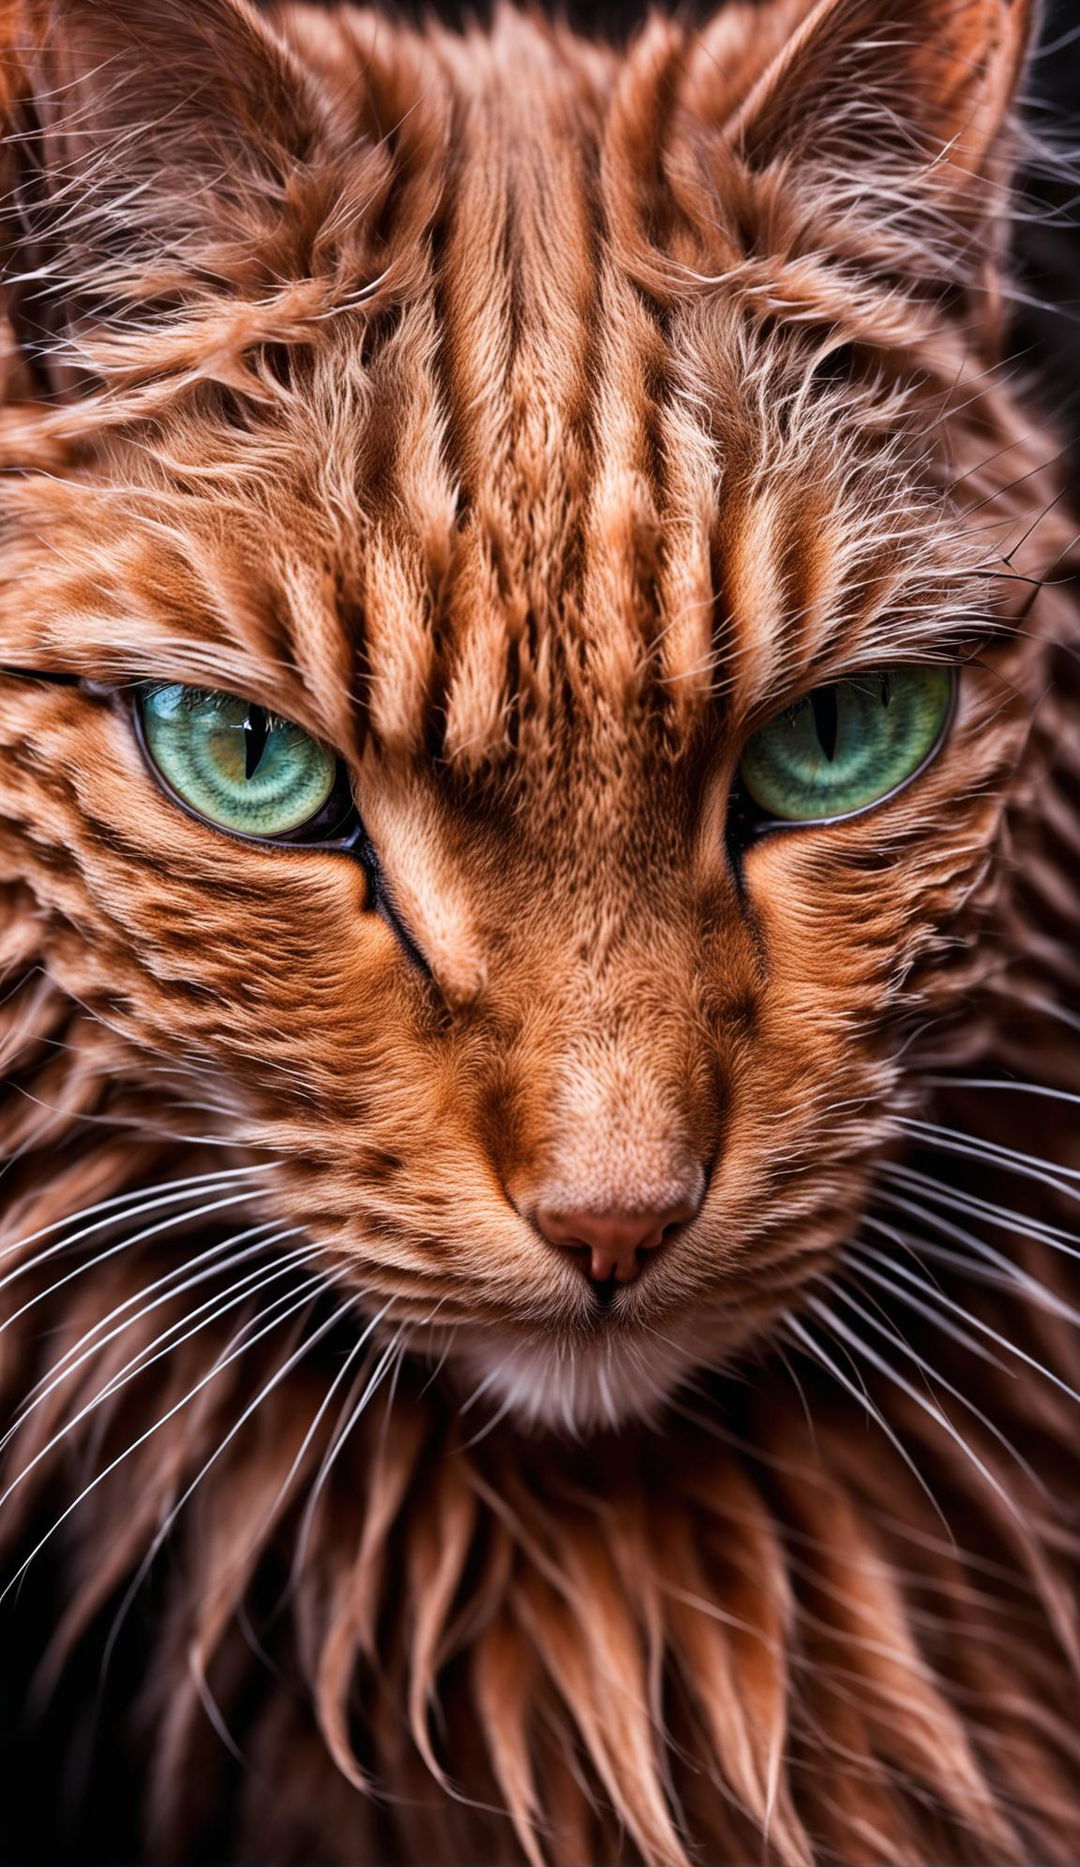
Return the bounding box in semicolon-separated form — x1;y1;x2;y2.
855;1236;1080;1410
878;1191;1080;1319
783;1312;950;1532
882;1164;1080;1255
0;1186;270;1333
855;1230;1015;1373
831;1275;1047;1496
291;1325;408;1583
9;1220;293;1434
0;1268;335;1606
0;1234;312;1492
898;1118;1080;1201
102;1284;367;1669
922;1075;1080;1107
805;1295;1018;1517
0;1163;271;1277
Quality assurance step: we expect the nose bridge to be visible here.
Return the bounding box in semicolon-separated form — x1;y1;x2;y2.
517;922;714;1206
490;849;718;1222
542;1036;705;1213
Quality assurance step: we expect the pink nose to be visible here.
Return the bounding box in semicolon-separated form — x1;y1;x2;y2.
536;1201;699;1285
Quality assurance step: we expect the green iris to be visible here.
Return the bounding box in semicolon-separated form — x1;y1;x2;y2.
139;684;336;838
739;667;952;823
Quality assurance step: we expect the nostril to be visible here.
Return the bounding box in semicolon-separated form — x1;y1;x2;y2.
536;1200;698;1287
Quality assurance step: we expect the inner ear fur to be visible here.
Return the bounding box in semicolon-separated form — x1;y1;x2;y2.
730;0;1033;185
0;0;330;392
681;0;1036;301
1;0;320;226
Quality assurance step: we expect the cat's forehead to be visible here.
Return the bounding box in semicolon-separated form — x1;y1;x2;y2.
265;7;980;773
281;307;972;784
2;3;986;781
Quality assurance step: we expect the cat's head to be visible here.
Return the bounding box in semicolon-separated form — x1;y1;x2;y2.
0;0;1062;1430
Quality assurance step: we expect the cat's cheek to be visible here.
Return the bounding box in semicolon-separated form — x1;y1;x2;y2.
5;711;401;1079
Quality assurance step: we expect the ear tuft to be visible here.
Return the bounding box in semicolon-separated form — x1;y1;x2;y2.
664;0;1038;350
728;0;1034;214
0;0;333;394
728;0;1031;240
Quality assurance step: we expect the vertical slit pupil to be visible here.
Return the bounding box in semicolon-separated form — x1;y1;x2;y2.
243;705;269;779
810;686;839;762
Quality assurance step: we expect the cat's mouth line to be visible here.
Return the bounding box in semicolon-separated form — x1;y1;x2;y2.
309;1203;845;1346
377;1276;778;1362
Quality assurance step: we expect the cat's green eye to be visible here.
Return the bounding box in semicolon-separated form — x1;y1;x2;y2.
137;684;343;841
739;666;954;825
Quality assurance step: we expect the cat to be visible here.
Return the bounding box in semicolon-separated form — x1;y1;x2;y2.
0;0;1078;1860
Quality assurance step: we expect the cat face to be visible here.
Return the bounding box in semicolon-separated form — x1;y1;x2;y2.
0;0;1050;1430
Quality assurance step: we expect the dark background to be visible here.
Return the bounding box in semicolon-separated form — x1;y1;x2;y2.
1010;0;1080;471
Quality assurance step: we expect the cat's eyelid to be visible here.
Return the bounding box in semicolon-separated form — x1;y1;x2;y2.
3;671;155;702
746;659;960;732
0;664;87;689
0;668;336;749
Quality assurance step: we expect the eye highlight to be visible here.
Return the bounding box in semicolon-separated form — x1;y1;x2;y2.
738;666;954;826
136;684;354;844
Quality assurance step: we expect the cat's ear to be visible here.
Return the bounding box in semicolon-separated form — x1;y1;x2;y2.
0;0;332;392
731;0;1031;175
688;0;1034;310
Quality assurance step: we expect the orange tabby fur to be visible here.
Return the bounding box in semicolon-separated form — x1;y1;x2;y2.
0;0;1078;1860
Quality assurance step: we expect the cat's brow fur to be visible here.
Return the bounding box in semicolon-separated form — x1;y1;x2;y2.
0;0;1079;1861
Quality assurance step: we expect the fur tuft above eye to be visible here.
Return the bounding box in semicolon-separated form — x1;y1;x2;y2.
135;683;358;847
739;666;955;825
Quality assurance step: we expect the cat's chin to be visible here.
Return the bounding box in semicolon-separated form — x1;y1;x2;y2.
445;1326;703;1436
